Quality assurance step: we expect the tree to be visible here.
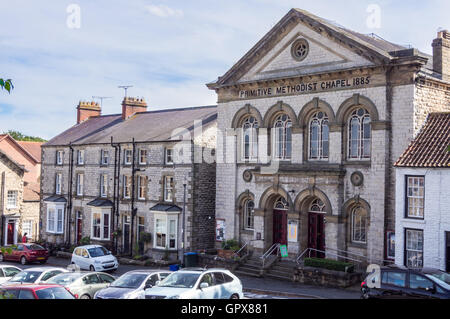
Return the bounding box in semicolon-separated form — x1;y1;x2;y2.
0;79;13;93
4;130;47;142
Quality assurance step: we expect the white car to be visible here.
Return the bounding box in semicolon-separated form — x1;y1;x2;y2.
71;245;118;272
144;268;244;299
0;267;68;286
0;266;22;284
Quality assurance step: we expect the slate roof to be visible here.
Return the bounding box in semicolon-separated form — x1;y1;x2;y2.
87;198;114;207
149;203;182;212
43;195;67;203
44;105;217;146
395;113;450;168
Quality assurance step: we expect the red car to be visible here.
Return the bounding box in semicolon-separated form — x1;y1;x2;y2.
0;284;75;299
0;243;49;265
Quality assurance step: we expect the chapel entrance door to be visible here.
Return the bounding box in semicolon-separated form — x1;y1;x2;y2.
308;213;325;258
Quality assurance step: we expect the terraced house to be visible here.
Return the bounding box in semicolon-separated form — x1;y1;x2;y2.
207;9;450;266
40;97;217;261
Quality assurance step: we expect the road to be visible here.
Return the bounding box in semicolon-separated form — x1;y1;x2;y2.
0;257;361;299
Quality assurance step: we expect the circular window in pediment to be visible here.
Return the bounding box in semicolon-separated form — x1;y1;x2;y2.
291;38;309;62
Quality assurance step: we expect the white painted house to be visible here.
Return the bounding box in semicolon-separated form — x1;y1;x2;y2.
395;112;450;272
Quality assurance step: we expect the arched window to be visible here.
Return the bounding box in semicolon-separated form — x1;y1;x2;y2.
310;198;326;212
273;114;292;160
348;108;371;159
243;199;255;230
351;206;367;244
242;117;259;161
274;196;289;210
309;112;329;160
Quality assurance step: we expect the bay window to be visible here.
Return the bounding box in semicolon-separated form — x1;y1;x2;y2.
91;209;111;241
46;204;65;234
153;213;178;250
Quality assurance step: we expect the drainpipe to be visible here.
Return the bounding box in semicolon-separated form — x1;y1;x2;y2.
67;143;74;246
110;137;120;254
130;138;136;257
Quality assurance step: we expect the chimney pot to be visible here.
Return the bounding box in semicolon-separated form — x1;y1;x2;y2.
122;96;148;120
432;30;450;82
77;101;101;124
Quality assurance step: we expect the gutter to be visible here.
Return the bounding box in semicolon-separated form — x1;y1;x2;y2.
67;143;74;245
110;137;121;254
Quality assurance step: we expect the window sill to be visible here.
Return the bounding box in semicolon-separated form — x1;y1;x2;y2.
401;218;426;224
343;160;371;167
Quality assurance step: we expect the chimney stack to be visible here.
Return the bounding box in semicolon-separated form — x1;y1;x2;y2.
432;30;450;82
122;97;147;120
77;101;101;124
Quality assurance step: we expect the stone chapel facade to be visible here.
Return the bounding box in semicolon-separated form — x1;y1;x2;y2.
207;9;450;264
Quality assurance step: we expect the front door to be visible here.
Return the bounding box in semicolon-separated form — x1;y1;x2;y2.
76;213;83;244
308;213;325;258
7;222;15;245
446;232;450;272
273;209;287;246
123;217;131;255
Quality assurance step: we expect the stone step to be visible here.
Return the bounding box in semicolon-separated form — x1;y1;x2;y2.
271;265;296;272
264;272;294;282
238;265;261;273
233;269;261;278
266;269;295;278
244;260;263;267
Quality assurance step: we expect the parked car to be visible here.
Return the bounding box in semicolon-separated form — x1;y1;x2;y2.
95;270;171;299
361;266;450;299
0;267;68;287
46;271;116;299
0;243;49;265
144;268;244;299
71;245;118;272
0;266;22;284
0;284;75;299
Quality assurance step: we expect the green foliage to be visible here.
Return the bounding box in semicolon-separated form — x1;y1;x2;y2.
0;245;17;255
221;239;240;251
304;257;355;273
132;242;140;258
80;236;91;245
0;78;13;93
139;232;152;243
4;130;47;142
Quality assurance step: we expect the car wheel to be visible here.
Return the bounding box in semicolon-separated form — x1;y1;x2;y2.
89;265;95;271
20;256;27;265
80;294;91;299
0;254;3;262
230;294;240;299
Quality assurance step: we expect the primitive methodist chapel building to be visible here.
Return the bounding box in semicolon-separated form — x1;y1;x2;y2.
208;9;450;264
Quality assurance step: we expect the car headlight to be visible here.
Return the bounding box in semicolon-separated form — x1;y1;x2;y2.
122;291;141;299
94;260;101;264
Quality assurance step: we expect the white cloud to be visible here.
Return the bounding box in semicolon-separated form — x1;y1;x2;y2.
146;4;183;18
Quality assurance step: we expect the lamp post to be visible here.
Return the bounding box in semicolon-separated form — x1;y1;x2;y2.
181;176;187;267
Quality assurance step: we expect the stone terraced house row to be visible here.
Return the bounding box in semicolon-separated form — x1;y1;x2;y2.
40;97;217;261
395;113;450;272
206;9;450;264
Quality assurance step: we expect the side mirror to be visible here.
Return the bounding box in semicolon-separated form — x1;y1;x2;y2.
155;281;160;286
107;251;112;255
425;287;436;294
145;283;153;289
199;282;209;289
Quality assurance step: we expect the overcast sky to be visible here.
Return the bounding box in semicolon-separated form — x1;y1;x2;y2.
0;0;448;139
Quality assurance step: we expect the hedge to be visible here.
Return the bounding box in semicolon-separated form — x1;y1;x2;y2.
304;257;355;273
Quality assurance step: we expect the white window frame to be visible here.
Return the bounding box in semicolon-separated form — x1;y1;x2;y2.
243;199;255;230
164;176;174;202
272;114;292;160
6;190;18;209
123;175;131;199
405;229;424;269
56;150;63;165
91;208;111;241
242;117;259;161
139;149;147;165
351;206;367;244
46;203;65;234
152;212;179;250
22;220;33;238
77;150;85;165
101;149;109;165
55;173;62;195
138;175;146;200
308;112;329;161
124;149;133;165
406;176;425;219
76;173;84;196
100;174;108;198
165;148;173;165
348;108;371;160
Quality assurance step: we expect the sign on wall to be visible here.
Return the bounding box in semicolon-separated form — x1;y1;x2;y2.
288;220;298;243
216;219;225;242
280;245;288;258
386;231;395;260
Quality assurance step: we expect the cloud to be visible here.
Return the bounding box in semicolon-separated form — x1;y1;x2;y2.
146;4;184;18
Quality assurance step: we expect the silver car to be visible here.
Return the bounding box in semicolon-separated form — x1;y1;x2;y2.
47;271;116;299
0;267;68;286
0;266;22;284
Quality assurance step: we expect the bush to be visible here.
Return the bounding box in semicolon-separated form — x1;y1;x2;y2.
80;237;91;245
304;257;355;273
221;239;240;251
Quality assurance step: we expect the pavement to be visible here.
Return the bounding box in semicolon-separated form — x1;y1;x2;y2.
0;256;361;299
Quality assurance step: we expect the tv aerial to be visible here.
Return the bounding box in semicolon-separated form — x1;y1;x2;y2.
118;85;133;98
92;96;112;108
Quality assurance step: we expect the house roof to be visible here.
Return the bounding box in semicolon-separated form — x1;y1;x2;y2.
44;105;217;146
0;149;26;173
16;141;43;163
43;195;67;203
87;198;114;207
149;203;182;212
23;182;40;201
395;113;450;168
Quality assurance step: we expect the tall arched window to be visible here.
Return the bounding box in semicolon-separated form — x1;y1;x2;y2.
274;196;289;210
351;206;367;244
309;112;329;160
310;198;326;212
348;108;371;159
242;117;259;161
243;199;255;230
273;114;292;160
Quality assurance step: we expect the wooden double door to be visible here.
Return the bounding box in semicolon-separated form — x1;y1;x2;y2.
273;209;288;246
308;213;325;258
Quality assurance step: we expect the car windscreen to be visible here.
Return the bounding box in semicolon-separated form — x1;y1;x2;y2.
35;287;75;299
9;271;42;283
111;273;148;288
158;273;200;288
26;244;45;250
87;247;108;257
46;273;83;285
425;273;450;290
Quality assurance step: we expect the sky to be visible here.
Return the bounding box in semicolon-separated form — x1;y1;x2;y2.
0;0;448;140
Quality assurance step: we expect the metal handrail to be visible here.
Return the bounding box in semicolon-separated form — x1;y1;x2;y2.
260;243;281;268
296;248;366;270
232;242;249;259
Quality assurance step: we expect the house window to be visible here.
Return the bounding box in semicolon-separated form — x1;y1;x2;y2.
139;149;147;165
348;108;371;160
138;217;145;240
56;150;63;165
123;175;131;199
100;174;108;198
242;117;259;161
405;229;423;268
154;214;178;250
55;173;62;195
309;112;329;160
273;114;292;160
22;220;33;238
243;199;255;230
351;206;367;244
91;210;111;241
124;149;133;165
164;176;174;202
76;173;84;196
165;148;173;165
6;191;18;209
46;206;64;234
406;176;425;218
77;150;84;165
138;176;146;200
100;150;109;165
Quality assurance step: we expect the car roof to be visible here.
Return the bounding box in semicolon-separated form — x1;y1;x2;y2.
21;267;67;272
124;270;170;275
74;245;104;249
178;268;231;273
0;265;21;269
2;284;63;290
